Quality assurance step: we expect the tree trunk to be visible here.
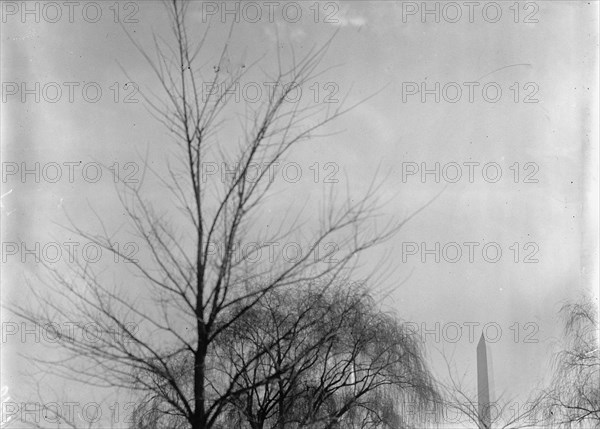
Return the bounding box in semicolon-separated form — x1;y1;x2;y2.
277;376;285;429
193;323;207;429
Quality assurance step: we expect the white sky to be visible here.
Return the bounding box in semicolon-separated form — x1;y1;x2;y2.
1;1;598;427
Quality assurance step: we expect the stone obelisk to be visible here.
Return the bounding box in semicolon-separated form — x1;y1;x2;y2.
477;333;491;429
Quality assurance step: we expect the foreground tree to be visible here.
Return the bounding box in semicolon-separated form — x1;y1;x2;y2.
542;295;600;428
8;2;426;428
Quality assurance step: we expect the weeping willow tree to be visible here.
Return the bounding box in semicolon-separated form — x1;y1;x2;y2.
543;295;600;428
130;280;440;429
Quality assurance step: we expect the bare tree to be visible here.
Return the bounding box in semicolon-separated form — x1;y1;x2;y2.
7;2;423;429
542;295;600;428
205;280;439;429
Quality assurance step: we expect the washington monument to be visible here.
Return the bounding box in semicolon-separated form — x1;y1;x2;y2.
477;333;492;429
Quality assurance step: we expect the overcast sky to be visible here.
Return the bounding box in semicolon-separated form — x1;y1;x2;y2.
2;1;598;427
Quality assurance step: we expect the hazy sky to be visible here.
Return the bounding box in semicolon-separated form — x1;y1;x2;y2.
2;1;598;427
